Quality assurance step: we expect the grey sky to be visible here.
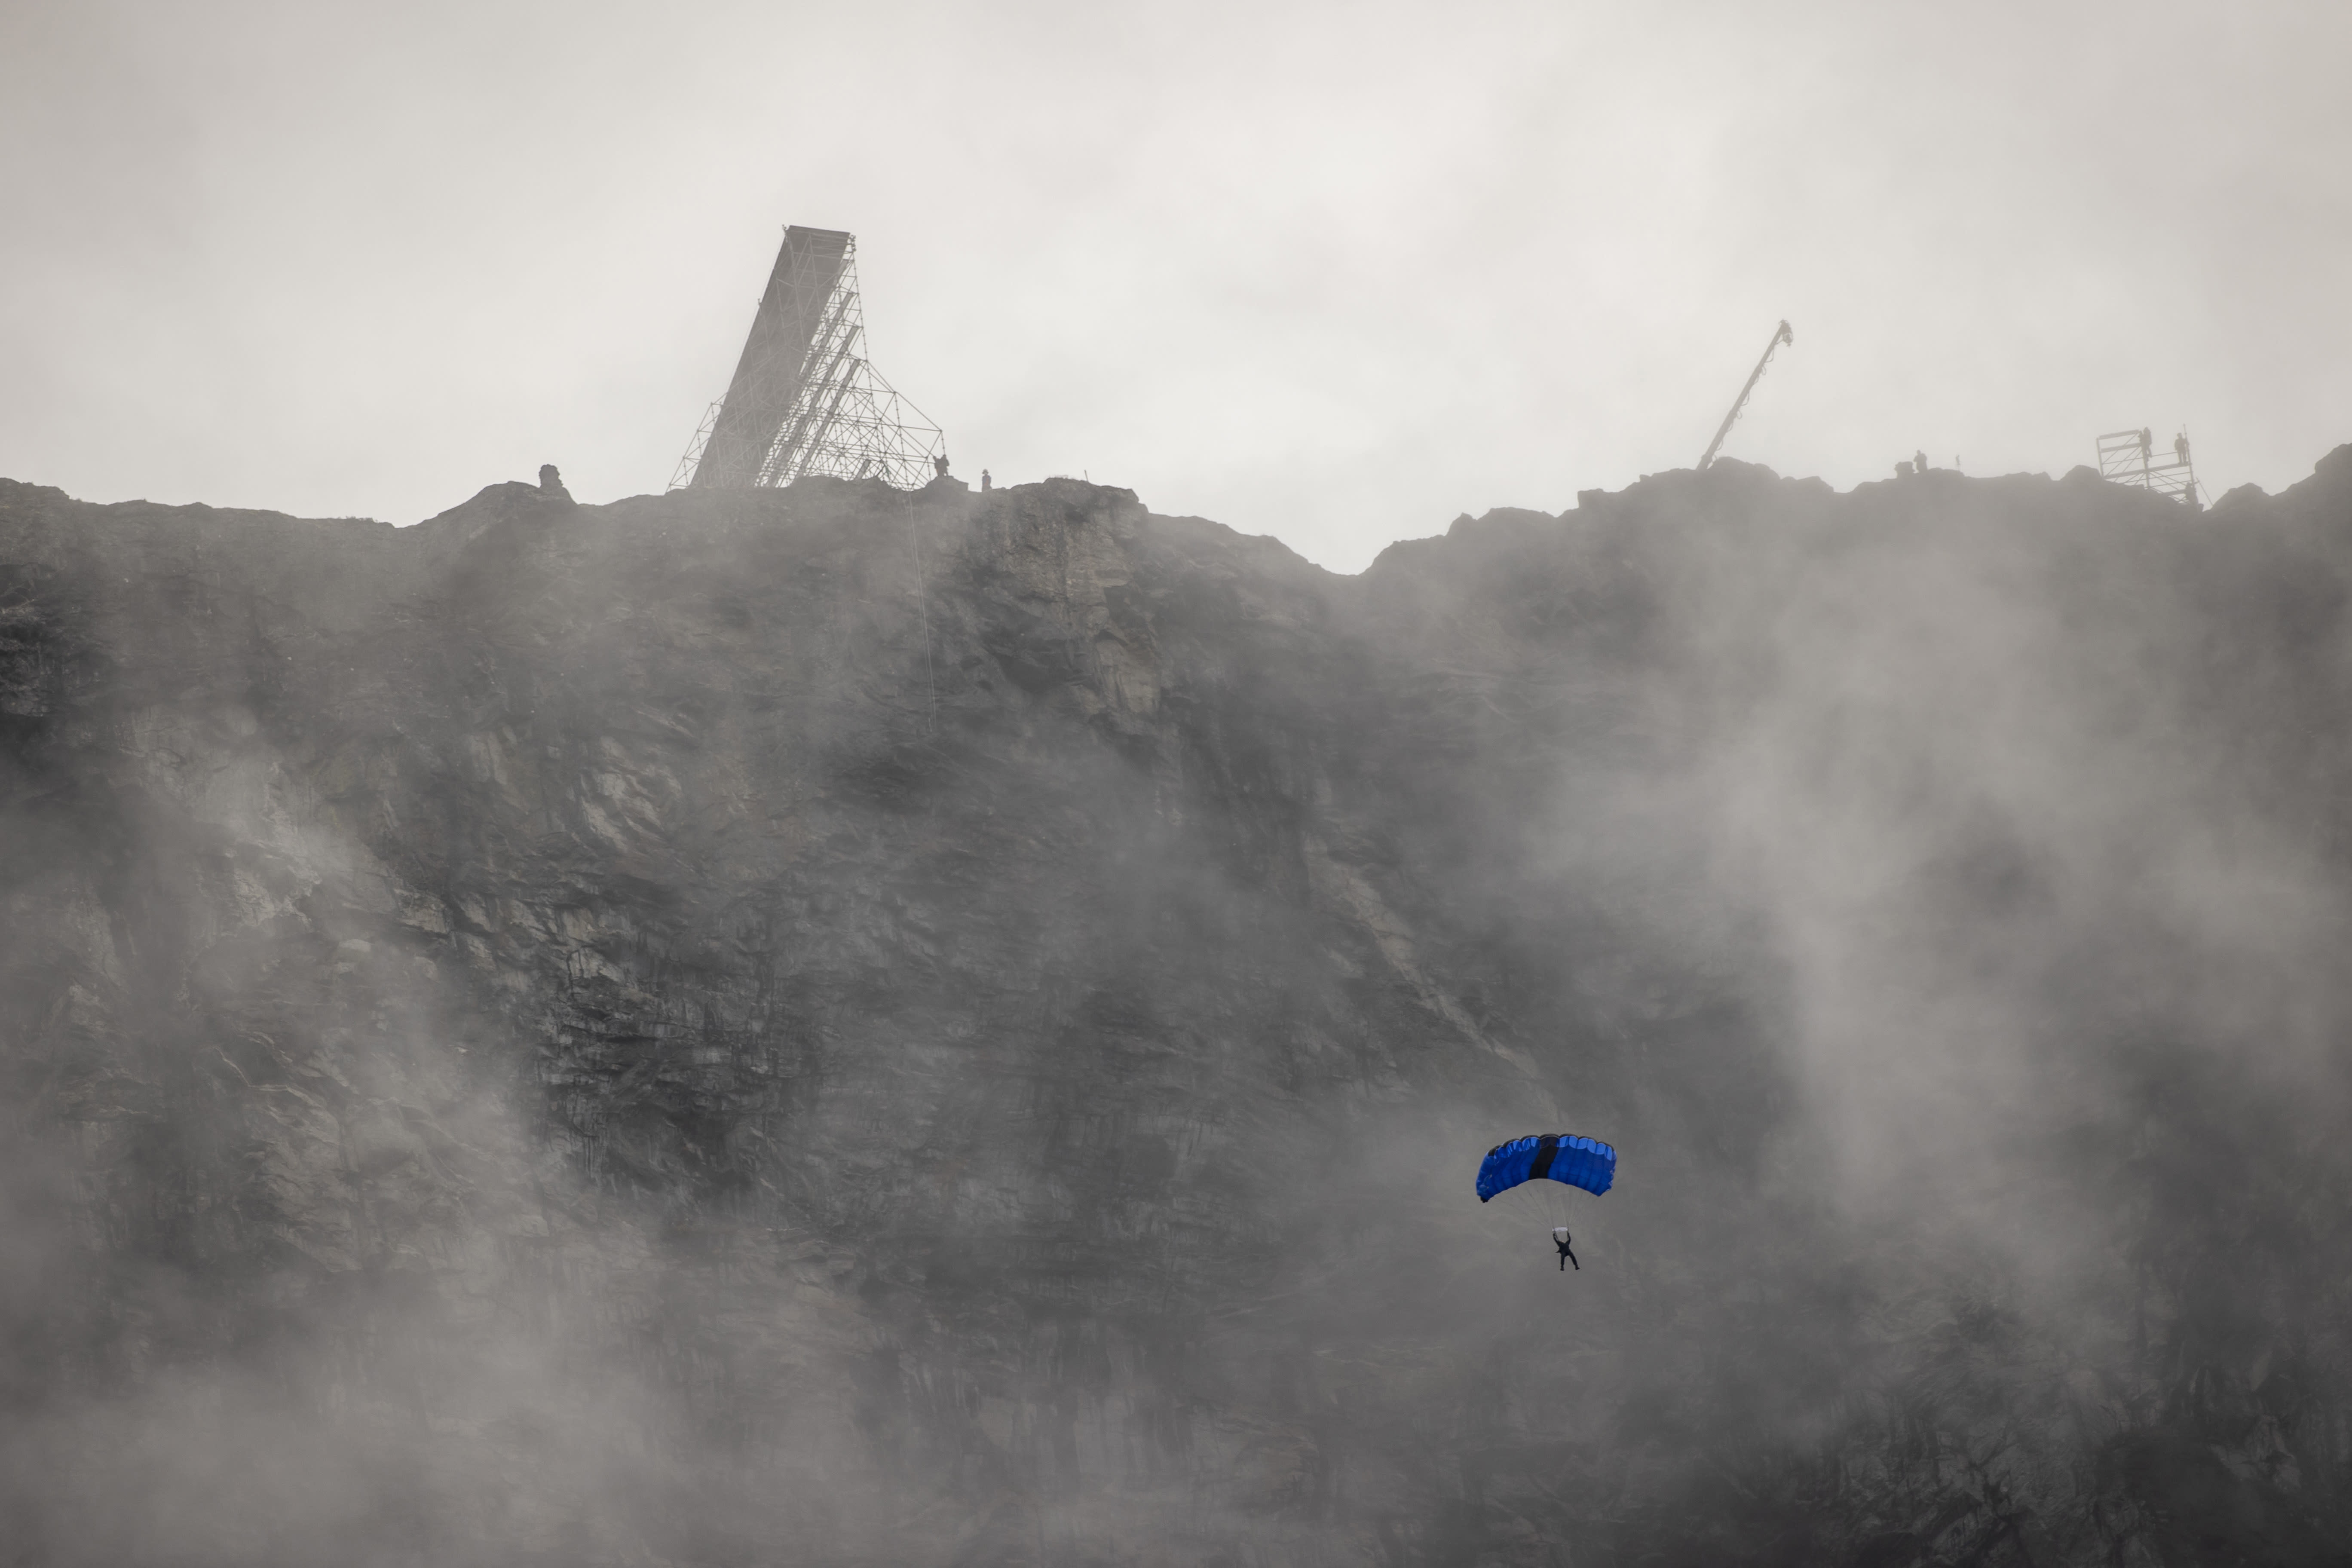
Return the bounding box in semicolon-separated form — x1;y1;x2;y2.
4;0;2345;571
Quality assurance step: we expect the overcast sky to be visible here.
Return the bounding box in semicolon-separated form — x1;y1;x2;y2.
4;0;2346;570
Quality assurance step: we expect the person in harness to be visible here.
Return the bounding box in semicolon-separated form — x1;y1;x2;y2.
1552;1226;1579;1271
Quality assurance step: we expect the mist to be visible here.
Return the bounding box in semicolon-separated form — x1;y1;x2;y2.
2;448;2349;1562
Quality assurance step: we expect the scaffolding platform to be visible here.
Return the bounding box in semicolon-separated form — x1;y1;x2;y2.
2096;427;2201;508
672;226;944;492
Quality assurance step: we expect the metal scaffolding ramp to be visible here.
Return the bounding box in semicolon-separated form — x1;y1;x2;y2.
671;226;945;492
2096;427;2202;508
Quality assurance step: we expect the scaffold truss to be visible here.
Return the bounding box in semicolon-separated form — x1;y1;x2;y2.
671;226;945;492
2096;427;2202;507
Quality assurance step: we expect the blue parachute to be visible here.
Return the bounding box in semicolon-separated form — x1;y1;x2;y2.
1476;1134;1617;1202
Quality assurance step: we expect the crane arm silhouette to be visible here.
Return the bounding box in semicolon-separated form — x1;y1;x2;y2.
1697;320;1793;471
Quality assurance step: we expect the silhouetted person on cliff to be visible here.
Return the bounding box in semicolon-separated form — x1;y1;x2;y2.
539;464;574;504
934;453;950;478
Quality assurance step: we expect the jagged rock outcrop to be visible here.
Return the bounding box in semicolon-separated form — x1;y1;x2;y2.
2;454;2351;1565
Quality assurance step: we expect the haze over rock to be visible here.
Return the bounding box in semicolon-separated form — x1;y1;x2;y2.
3;452;2351;1565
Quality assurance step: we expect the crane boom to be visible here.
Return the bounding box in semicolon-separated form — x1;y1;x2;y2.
1697;319;1793;470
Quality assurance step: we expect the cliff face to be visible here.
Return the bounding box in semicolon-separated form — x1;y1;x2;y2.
2;456;2350;1566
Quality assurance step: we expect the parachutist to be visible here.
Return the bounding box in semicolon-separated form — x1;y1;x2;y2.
1476;1134;1613;1271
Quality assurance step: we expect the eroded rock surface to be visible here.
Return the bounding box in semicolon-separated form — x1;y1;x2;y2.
3;457;2351;1565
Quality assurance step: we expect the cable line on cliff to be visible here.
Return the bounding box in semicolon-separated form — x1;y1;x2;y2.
1697;319;1793;471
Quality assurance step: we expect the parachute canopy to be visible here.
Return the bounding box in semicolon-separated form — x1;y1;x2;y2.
1477;1133;1616;1202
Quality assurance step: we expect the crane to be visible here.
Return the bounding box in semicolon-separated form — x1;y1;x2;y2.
1697;319;1793;471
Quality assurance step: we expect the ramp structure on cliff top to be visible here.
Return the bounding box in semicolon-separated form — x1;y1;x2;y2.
671;226;945;491
1697;319;1793;471
2097;427;2202;507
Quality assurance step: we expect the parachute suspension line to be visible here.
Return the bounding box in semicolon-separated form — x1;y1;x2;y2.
1491;1167;1573;1228
1538;1182;1573;1230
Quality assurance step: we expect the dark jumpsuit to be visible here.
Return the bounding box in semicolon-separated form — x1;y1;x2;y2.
1555;1233;1579;1271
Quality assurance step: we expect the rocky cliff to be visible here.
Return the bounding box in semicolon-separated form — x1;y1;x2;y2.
2;454;2350;1566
